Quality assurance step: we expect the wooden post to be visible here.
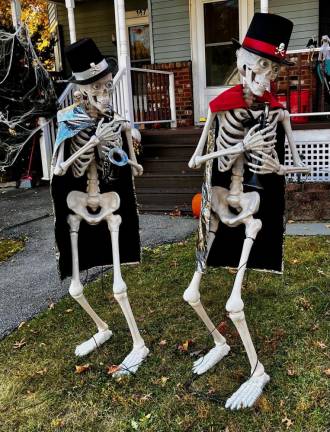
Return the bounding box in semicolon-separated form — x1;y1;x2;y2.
260;0;268;13
114;0;134;125
65;0;77;43
10;0;21;29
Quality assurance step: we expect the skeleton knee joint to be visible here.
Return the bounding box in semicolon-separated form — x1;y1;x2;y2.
183;272;202;304
69;281;84;298
113;279;127;295
226;296;244;314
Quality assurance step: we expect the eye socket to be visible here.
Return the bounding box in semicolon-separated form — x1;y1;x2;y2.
105;80;113;89
92;83;101;90
273;65;279;74
260;59;270;69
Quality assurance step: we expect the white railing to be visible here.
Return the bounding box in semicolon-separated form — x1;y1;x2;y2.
110;67;126;118
285;130;330;182
131;67;177;128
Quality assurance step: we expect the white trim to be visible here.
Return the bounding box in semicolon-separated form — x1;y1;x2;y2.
190;0;254;123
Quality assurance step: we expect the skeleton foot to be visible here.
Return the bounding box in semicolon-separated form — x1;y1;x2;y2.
75;329;113;357
225;372;270;410
112;345;149;377
193;343;230;375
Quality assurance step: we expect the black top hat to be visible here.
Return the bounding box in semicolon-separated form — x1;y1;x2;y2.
64;38;113;84
233;13;294;65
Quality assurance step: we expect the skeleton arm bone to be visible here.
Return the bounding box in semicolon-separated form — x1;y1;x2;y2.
53;135;99;176
281;110;305;166
189;108;216;168
122;123;143;176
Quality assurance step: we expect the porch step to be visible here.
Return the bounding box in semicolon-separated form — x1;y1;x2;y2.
136;127;203;213
135;173;203;189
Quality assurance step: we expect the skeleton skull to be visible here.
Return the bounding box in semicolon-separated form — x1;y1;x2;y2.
236;48;280;97
79;72;114;113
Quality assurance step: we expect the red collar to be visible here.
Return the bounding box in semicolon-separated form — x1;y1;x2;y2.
209;84;283;113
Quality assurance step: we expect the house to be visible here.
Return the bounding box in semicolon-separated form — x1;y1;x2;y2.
44;0;330;218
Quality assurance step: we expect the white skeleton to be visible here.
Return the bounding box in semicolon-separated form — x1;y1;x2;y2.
184;48;310;409
52;72;149;376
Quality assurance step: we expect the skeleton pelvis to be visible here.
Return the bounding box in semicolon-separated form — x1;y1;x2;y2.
67;190;120;225
211;186;260;227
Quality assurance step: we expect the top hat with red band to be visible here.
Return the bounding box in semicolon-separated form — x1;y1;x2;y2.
233;13;294;65
65;38;112;85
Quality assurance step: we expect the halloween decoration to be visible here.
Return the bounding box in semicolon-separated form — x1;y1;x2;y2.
184;13;310;410
51;38;148;376
0;25;56;169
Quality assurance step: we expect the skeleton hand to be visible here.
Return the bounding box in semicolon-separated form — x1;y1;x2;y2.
94;118;122;143
247;150;285;174
243;124;277;152
189;152;203;169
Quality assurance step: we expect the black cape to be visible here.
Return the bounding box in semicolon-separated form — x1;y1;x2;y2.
51;135;140;280
206;122;286;273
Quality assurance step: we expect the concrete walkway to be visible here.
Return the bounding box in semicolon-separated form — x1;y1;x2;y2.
0;187;197;338
0;186;328;338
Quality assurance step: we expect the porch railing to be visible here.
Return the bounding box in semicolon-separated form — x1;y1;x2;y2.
131;67;177;128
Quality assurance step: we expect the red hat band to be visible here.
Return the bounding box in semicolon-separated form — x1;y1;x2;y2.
243;36;286;61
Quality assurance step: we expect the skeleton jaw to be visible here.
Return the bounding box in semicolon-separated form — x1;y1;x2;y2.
246;69;270;97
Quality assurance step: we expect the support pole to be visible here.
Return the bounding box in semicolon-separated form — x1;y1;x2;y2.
260;0;268;13
65;0;77;43
10;0;21;29
114;0;134;125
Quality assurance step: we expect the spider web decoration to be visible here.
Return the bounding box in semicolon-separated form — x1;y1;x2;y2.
0;24;57;169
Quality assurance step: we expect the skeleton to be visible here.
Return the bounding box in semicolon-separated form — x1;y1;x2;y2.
52;72;149;376
184;47;310;409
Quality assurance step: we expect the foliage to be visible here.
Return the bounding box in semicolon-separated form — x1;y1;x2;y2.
0;237;24;262
0;0;54;68
0;236;329;431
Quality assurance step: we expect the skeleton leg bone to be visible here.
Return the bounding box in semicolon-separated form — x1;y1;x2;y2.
184;213;230;375
67;214;112;357
106;214;149;377
225;216;270;410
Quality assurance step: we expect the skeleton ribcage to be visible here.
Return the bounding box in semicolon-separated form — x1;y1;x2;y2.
70;128;95;178
216;108;281;172
69;120;124;178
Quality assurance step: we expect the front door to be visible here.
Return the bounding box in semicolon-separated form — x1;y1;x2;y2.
191;0;254;123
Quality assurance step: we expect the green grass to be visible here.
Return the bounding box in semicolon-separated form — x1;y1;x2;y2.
0;236;329;432
0;238;25;262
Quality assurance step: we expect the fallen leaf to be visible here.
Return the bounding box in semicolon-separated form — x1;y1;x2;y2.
256;395;272;412
51;418;64;428
65;308;73;313
139;413;151;423
18;321;26;330
48;302;55;310
228;268;237;274
169;207;181;217
314;341;327;350
140;393;152;402
323;369;330;376
75;364;91;374
106;364;121;375
287;220;295;224
177;339;193;352
290;258;300;264
282;416;294;429
158;340;167;347
217;320;230;334
154;376;169;386
36;367;48;376
13;338;26;349
287;368;297;376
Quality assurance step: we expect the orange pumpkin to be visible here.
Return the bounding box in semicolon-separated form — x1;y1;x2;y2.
192;192;202;218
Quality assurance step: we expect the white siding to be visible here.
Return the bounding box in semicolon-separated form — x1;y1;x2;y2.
151;0;191;63
254;0;319;50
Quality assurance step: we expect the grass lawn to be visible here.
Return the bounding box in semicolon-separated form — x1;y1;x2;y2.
0;236;329;432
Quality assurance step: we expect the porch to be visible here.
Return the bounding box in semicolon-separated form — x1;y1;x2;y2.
40;0;330;217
